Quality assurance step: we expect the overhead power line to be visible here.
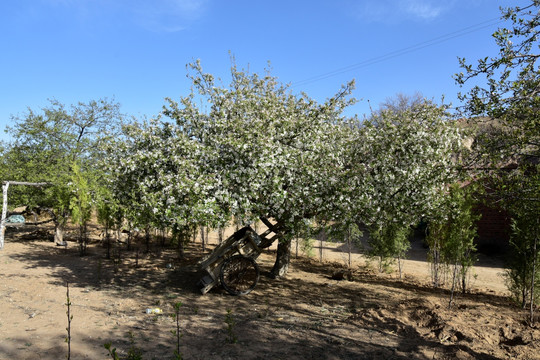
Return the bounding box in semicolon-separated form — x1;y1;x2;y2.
291;17;504;88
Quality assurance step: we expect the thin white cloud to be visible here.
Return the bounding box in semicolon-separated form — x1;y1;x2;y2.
356;0;454;23
128;0;208;32
40;0;208;32
402;0;442;20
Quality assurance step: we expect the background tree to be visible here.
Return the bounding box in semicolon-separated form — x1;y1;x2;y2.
374;91;425;119
95;183;119;259
456;1;540;167
1;98;124;244
347;98;463;274
504;172;540;322
69;162;92;256
456;0;540;321
455;1;540;186
426;183;479;305
368;223;411;277
105;119;225;259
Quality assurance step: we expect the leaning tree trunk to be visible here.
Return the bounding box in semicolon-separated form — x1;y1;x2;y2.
270;239;292;279
258;217;291;278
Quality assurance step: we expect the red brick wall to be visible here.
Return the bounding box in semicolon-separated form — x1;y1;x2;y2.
474;203;510;252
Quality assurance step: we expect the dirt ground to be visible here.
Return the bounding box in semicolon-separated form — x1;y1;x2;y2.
0;222;538;360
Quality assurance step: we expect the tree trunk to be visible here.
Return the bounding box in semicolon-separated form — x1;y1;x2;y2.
173;226;185;259
397;254;403;280
145;227;151;253
522;252;530;309
55;222;66;246
319;236;324;263
177;237;185;259
530;231;538;324
161;228;166;247
431;239;440;288
347;230;352;270
270;239;292;279
462;265;467;294
126;223;133;251
449;262;458;308
200;226;206;252
461;249;471;294
176;231;189;260
218;227;224;244
78;224;87;256
105;227;111;260
102;222;111;259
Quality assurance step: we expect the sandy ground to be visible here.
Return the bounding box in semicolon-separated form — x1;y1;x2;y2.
0;223;538;360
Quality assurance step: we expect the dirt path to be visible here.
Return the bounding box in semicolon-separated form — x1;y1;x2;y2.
0;227;537;360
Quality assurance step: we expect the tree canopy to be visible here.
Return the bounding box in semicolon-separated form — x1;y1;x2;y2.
456;1;540;168
0;98;124;246
1;98;124;208
103;61;464;276
162;60;357;233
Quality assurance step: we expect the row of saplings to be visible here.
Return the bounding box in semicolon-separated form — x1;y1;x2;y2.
13;200;537;359
64;281;241;360
30;196;539;314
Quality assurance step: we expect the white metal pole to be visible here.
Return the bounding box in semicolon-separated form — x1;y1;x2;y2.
0;182;10;249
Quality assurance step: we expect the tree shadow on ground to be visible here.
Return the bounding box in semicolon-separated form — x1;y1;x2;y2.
323;232;507;269
292;257;513;309
4;231;205;308
198;264;510;360
0;231;525;360
196;276;504;360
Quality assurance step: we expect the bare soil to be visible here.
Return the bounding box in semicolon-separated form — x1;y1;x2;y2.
0;223;539;360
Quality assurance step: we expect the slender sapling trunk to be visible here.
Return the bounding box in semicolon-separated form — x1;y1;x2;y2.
449;261;458;307
530;231;538;324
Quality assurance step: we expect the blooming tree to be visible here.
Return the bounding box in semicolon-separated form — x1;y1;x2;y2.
2;98;124;245
105;120;224;256
345;100;463;269
108;62;463;280
163;61;356;277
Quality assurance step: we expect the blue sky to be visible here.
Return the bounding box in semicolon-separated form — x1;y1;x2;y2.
0;0;525;140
